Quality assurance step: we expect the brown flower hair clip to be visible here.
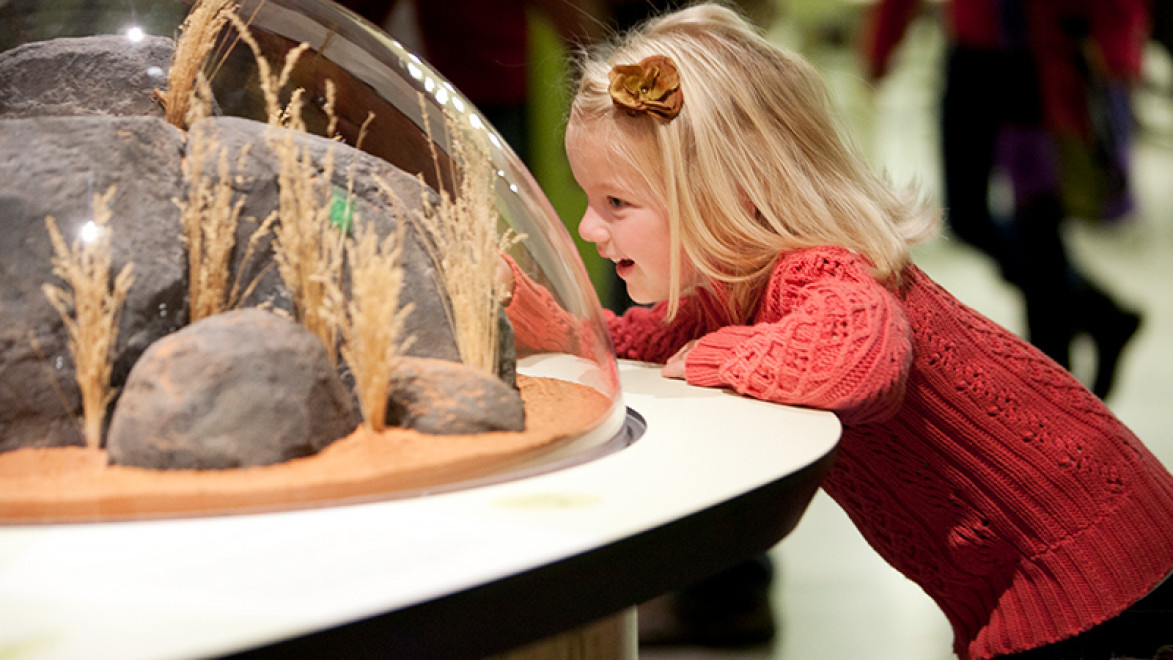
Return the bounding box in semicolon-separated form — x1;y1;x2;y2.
608;55;683;121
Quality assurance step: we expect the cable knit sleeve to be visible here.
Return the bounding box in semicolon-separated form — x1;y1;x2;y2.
503;255;582;355
504;255;714;360
684;247;913;425
605;293;715;363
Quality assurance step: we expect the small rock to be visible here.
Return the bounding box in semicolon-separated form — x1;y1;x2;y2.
106;309;358;469
387;357;526;434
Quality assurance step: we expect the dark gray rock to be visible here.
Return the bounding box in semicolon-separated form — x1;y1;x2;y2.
187;116;465;364
106;309;358;469
387;357;525;435
0;115;187;452
0;35;173;118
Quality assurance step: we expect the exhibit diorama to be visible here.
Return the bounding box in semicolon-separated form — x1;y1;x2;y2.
0;0;626;523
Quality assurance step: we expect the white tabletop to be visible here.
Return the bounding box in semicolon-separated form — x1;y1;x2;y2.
0;360;840;660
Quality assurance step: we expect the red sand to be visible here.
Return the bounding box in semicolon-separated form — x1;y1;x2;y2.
0;375;611;524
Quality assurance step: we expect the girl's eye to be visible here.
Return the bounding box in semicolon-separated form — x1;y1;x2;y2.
606;196;629;210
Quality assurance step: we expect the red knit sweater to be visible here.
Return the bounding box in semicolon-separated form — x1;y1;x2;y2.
508;245;1173;659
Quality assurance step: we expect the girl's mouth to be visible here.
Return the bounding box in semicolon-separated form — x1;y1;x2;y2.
615;258;635;278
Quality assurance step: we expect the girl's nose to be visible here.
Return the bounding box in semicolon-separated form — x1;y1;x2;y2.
577;207;608;244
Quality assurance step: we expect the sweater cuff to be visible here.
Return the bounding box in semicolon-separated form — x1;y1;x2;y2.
684;327;753;387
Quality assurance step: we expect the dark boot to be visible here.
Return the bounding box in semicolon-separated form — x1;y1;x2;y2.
1090;307;1141;400
1070;273;1143;400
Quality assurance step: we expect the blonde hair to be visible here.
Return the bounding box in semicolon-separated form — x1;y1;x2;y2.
570;2;939;321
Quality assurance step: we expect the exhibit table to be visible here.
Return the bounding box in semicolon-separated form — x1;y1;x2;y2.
0;360;840;659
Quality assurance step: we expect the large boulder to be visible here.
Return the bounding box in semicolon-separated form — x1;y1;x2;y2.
106;309;357;469
0;115;187;452
0;34;173;118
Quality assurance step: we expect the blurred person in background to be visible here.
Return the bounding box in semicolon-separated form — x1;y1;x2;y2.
862;0;1148;400
339;0;606;164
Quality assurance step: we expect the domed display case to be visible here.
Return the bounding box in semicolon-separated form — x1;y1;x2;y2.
0;0;627;523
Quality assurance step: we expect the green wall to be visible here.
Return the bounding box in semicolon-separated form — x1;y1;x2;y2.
525;14;612;303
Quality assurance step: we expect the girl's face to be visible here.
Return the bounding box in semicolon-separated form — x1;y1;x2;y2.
567;126;697;305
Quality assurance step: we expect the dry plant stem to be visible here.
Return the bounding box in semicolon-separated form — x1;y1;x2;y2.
227;12;310;128
42;187;135;449
329;220;416;431
356;111;376;149
207;1;267;83
339;108;375;217
328;110;417;431
177;72;274;323
396;100;523;374
159;0;238;129
231;11;342;358
172;11;274;322
269;94;344;357
186;70;216;127
179;123;248;322
325;81;339;140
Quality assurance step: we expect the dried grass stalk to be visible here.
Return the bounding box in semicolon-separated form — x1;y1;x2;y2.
158;0;238;129
383;102;522;374
269;98;344;357
230;12;342;358
42;186;135;449
327;220;415;432
177;122;273;322
184;69;216;128
227;11;310;129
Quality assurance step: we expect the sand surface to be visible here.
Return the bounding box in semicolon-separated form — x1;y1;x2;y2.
0;375;610;523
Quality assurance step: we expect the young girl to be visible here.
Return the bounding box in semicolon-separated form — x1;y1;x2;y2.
501;3;1173;659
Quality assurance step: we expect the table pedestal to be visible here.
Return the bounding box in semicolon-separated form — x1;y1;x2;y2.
493;609;637;660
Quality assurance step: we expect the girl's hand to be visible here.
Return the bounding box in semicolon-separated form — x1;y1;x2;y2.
661;339;697;380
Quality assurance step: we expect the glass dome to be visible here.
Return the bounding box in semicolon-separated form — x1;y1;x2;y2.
0;0;627;522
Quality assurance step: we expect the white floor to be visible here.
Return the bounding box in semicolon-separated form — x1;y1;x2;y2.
642;9;1173;660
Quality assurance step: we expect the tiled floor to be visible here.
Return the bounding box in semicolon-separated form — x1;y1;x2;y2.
641;9;1173;660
